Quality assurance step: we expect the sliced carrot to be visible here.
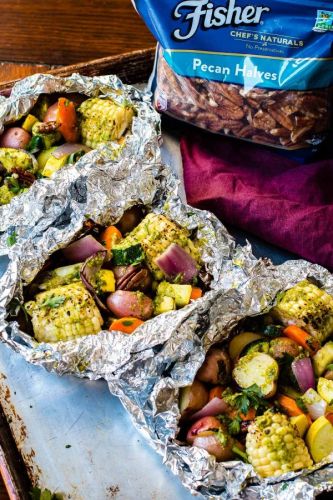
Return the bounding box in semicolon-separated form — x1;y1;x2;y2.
226;407;256;421
57;97;79;143
190;287;203;300
209;386;225;401
239;408;256;421
277;394;303;416
109;317;143;334
277;394;311;424
283;325;320;354
100;226;122;250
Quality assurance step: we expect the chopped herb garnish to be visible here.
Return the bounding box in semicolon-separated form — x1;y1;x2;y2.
215;429;228;447
122;320;134;326
173;273;184;284
7;176;22;194
218;413;242;435
223;384;269;415
295;397;308;413
29;487;63;500
228;416;242;435
65;444;71;448
7;230;17;246
41;296;66;309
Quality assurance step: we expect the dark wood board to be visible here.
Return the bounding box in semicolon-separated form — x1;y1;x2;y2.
0;48;155;97
0;0;155;66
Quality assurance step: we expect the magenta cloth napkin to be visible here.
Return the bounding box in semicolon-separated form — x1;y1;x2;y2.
181;133;333;270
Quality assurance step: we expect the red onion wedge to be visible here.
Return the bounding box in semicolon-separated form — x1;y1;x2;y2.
155;243;198;283
80;250;108;312
291;357;315;393
63;235;106;263
189;397;229;421
53;143;91;159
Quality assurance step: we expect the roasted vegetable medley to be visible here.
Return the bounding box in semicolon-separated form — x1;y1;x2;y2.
0;93;134;205
178;280;333;477
21;207;207;342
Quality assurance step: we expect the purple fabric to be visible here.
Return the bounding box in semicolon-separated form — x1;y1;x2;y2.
181;133;333;270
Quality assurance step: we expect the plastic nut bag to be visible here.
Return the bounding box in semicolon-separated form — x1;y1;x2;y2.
134;0;333;151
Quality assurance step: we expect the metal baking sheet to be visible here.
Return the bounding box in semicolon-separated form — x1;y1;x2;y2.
0;126;308;500
0;342;195;500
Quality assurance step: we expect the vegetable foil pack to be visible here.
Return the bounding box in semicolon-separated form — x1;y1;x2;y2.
0;139;253;378
0;72;160;232
133;0;333;152
108;259;333;499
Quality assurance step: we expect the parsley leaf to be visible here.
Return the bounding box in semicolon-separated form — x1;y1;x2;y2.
29;487;63;500
228;416;242;435
223;384;269;415
215;429;228;446
7;230;17;246
41;296;66;308
217;414;242;435
295;397;308;413
7;176;22;194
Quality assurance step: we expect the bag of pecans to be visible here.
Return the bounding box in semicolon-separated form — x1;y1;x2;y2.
133;0;333;151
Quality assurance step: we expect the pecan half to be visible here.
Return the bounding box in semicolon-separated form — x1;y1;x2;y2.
34;121;58;134
236;125;258;138
270;127;290;138
268;107;294;131
114;265;152;292
207;82;244;107
290;126;313;143
252;110;276;131
11;168;35;187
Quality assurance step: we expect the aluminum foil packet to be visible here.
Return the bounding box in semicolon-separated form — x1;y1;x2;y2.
108;259;333;499
0;71;160;235
0;128;257;380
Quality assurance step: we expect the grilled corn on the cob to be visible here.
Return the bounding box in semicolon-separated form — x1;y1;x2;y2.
271;280;333;343
113;213;201;279
25;282;103;343
246;411;313;477
78;97;134;148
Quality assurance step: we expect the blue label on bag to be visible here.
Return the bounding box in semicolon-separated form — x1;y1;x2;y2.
133;0;333;90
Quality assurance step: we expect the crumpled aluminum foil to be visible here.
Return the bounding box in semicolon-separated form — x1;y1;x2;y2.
108;259;333;499
0;118;256;380
0;72;160;234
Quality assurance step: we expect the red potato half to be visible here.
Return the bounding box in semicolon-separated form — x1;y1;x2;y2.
106;290;153;320
0;127;31;149
179;380;209;419
186;416;223;445
193;433;237;462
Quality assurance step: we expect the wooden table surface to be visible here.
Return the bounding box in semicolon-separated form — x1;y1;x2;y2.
0;2;154;498
0;0;155;82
